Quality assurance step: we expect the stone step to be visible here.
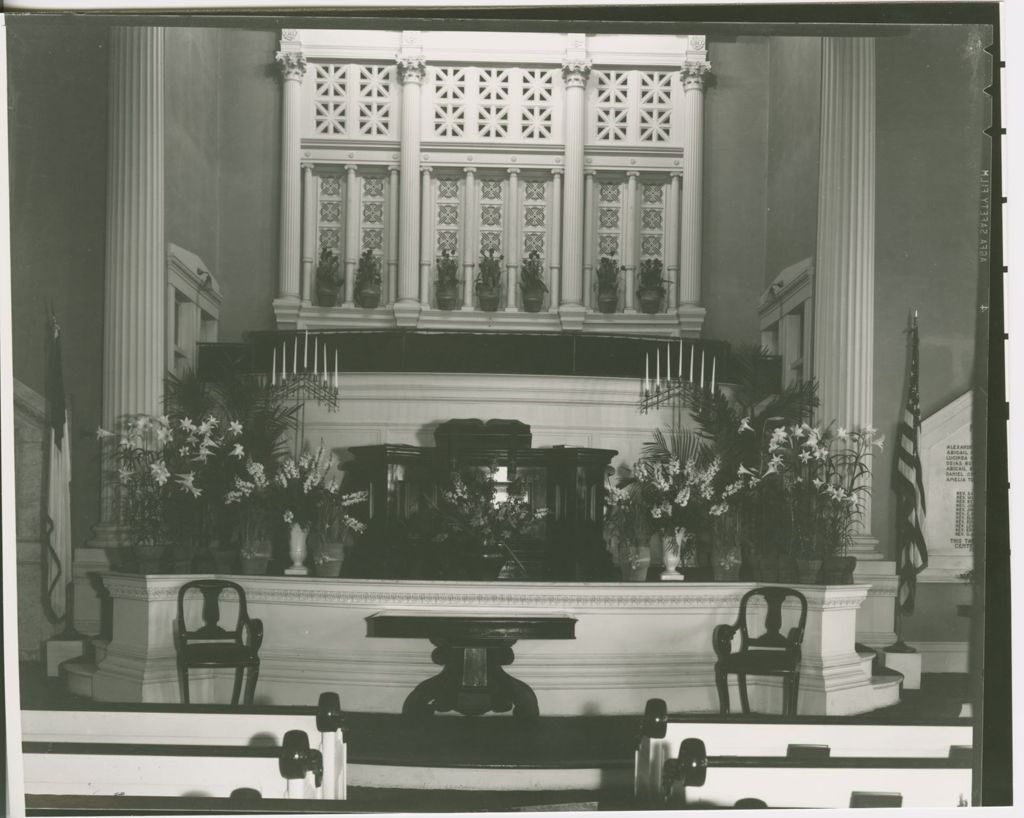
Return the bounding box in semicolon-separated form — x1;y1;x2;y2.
61;658;96;700
869;670;904;710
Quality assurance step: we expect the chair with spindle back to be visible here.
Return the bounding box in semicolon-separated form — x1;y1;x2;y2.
175;579;263;705
712;586;807;716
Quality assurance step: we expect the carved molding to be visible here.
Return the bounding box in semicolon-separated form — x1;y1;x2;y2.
396;56;427;83
275;50;307;80
680;60;712;91
561;59;593;88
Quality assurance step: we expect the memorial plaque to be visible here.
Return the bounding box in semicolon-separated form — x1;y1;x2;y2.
920;393;975;581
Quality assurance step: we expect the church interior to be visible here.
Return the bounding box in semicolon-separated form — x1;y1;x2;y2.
4;8;1006;813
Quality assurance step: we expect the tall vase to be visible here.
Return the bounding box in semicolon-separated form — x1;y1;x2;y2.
661;529;684;580
285;523;310;576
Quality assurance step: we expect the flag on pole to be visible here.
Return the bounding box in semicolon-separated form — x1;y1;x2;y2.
893;311;928;615
46;314;73;621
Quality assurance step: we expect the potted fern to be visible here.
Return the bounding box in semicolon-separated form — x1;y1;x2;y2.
355;250;382;309
315;247;342;307
476;249;504;312
519;251;547;313
435;250;461;311
637;258;667;314
595;256;621;314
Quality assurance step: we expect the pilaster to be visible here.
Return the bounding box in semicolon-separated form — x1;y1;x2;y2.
505;167;521;311
549;168;563;312
419;165;433;307
394;42;426;328
343;164;359;307
274;49;306;316
558;37;591;332
91;27;167;557
582;169;596;309
387;165;400;305
678;38;710;315
666;171;682;310
623;171;640;313
462;167;478;310
300;163;315;305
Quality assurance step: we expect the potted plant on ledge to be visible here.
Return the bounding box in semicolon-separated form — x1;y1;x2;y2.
637;258;667;314
595;256;621;314
316;247;342;307
435;250;461;311
476;249;504;312
519;251;548;313
355;250;383;308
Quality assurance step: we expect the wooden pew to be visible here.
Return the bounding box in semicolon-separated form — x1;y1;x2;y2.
634;698;973;809
21;692;346;800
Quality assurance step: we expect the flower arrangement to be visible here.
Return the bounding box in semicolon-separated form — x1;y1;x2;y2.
272;443;367;536
99;412;247;565
316;247;342;306
436;249;461;289
519;251;547;293
224;459;273;559
748;422;883;560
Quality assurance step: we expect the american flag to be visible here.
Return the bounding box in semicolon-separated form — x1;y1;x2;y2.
46;315;73;620
894;311;928;614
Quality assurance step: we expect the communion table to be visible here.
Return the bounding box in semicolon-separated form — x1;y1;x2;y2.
77;574;899;716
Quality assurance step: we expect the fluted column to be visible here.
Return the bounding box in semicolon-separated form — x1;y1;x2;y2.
814;38;877;538
678;56;710;311
549;168;563;311
387;165;400;305
275;49;306;319
420;166;433;307
582;169;596;309
505;168;521;311
623;171;639;312
343;164;358;307
94;26;166;548
301;163;315;305
394;55;426;326
462;167;477;310
558;53;591;330
667;171;682;311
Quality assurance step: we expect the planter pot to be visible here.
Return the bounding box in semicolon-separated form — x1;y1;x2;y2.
821;555;858;585
713;563;742;582
314;559;343;578
522;289;545;313
436;287;459;311
796;558;824;584
477;288;500;312
357;285;381;309
240;555;270;575
637;289;664;315
597;292;618;314
316;284;340;307
622;558;651;582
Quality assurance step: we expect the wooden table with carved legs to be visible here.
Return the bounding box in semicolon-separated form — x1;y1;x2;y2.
366;614;577;721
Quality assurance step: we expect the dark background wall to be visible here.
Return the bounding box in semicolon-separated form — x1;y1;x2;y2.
8;18;109;550
764;36;821;285
700;36;769;344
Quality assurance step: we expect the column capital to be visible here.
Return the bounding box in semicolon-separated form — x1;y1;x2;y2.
421;165;433;175
507;167;521;177
301;161;314;172
463;166;477;175
388;164;400;173
275;50;307;80
670;170;684;178
344;163;358;173
561;58;593;88
397;56;427;83
680;60;712;91
553;167;566;177
583;167;596;177
626;170;641;178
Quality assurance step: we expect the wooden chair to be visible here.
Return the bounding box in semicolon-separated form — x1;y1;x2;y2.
712;586;807;716
175;579;263;705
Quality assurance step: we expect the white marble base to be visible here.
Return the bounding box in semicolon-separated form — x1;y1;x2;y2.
80;575;895;717
284;566;309;576
882;648;922;690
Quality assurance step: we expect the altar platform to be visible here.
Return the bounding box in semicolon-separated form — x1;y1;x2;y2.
67;574;903;717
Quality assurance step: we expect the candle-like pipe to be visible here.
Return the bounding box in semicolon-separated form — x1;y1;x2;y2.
656;348;661;387
323;344;328;384
313;336;319;376
334;349;339;389
272;345;277;386
711;356;717;393
292;336;297;375
689;345;694;382
282;341;288;380
304;330;309;369
645;353;650;395
666;342;671;384
700;349;705;388
678;338;683;378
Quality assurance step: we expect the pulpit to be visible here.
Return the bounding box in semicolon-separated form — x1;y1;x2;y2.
343;420;617;580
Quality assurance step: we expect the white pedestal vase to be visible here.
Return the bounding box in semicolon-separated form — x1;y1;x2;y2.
661;528;686;581
285;523;310;576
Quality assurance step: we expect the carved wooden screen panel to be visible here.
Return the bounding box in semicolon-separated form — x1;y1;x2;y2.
317;174;346;262
590;69;677;145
